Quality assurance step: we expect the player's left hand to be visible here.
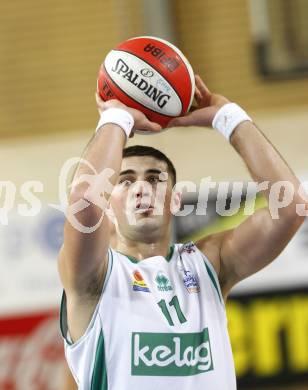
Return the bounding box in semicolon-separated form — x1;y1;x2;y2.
167;75;230;128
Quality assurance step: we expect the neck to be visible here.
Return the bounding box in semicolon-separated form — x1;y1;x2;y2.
115;228;172;261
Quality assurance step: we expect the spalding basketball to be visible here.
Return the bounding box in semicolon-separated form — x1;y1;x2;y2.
97;36;195;128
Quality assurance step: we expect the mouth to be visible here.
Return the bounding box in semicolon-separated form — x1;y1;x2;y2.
134;203;154;214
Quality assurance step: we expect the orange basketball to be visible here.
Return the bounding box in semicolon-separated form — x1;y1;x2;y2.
97;36;195;128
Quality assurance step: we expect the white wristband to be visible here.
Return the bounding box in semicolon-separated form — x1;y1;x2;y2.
95;108;134;139
212;103;252;141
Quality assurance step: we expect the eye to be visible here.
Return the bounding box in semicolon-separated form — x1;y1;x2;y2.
118;178;133;186
147;176;162;184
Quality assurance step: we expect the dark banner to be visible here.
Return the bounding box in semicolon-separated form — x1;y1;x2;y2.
228;288;308;387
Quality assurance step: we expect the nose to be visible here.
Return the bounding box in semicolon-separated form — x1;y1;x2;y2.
132;181;151;198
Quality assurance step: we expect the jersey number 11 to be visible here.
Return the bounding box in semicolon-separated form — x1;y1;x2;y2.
157;295;187;326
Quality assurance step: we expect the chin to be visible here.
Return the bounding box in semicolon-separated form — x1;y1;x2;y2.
132;215;164;235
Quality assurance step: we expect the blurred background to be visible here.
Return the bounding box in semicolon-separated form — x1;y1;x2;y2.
1;0;308;389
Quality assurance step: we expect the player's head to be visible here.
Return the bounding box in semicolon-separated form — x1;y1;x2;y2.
123;145;177;185
109;145;180;242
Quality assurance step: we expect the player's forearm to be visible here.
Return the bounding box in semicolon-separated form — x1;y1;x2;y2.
230;121;304;218
164;74;306;220
67;97;160;209
69;125;125;205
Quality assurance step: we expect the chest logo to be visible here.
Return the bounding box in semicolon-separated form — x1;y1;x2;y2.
132;270;150;293
180;242;196;254
155;271;173;292
131;328;213;376
183;270;200;293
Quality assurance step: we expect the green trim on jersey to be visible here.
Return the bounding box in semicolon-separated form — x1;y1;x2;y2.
166;244;175;261
90;330;108;390
203;261;223;304
60;292;73;346
60;249;114;346
121;244;175;264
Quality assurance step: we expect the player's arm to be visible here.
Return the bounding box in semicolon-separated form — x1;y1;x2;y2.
58;97;160;341
170;76;307;298
197;122;305;298
216;119;305;296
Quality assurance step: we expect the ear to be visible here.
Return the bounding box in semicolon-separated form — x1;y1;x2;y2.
170;190;182;215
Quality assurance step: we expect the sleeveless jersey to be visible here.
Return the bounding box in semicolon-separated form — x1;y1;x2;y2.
60;242;237;390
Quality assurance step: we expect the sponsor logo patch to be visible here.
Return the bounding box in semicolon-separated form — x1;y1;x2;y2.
132;270;150;292
181;242;196;254
183;270;200;293
155;271;173;292
131;328;213;376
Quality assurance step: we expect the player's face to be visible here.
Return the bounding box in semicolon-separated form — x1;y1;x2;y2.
109;156;178;240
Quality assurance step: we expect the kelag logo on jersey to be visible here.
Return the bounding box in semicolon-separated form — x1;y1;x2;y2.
131;328;213;376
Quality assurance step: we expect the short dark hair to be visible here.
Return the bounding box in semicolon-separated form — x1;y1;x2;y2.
123;145;177;185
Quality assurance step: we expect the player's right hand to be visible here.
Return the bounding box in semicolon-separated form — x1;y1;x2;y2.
167;75;230;128
95;94;162;135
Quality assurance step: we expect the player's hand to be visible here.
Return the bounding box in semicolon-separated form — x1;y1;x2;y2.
95;94;162;135
167;75;230;128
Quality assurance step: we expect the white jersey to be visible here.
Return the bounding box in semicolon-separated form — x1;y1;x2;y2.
60;242;237;390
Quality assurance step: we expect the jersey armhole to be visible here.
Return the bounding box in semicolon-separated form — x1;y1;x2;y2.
60;248;114;346
200;251;225;307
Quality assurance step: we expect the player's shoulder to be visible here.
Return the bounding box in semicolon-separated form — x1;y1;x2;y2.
196;231;226;250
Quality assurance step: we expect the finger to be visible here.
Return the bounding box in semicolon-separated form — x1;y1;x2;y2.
194;93;203;106
189;105;198;113
95;92;103;104
167;117;187;128
195;74;211;95
103;99;122;108
95;94;108;113
147;121;162;132
140;120;162;133
167;109;211;128
194;87;202;103
194;75;212;108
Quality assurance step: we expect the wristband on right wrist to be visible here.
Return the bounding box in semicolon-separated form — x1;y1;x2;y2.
95;108;134;139
212;103;252;141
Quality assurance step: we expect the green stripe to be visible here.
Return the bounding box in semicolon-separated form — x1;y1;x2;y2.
60;292;73;345
203;261;223;304
106;249;114;288
90;330;108;390
166;244;174;261
90;250;113;389
59;249;114;347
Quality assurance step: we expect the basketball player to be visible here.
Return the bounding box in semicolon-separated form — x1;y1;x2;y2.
58;75;306;389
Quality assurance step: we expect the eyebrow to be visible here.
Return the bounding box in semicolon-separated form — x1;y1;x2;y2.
119;169;163;176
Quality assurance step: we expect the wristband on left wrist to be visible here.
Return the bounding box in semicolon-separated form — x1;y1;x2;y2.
212;103;252;141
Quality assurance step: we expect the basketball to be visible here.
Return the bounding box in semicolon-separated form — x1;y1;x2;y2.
97;36;195;128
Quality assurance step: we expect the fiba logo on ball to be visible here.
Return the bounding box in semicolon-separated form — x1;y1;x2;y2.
97;36;195;127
